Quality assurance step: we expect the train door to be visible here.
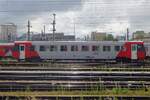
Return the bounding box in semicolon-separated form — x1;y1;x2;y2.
131;44;137;60
19;44;25;60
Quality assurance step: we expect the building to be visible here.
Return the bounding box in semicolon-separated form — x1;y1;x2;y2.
133;32;150;42
91;32;107;41
116;35;125;41
63;35;75;41
132;31;150;42
132;31;146;40
18;32;75;41
0;23;17;42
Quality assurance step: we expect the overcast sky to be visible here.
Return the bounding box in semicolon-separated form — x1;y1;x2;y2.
0;0;150;38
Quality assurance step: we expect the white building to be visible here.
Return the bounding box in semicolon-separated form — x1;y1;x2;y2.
0;23;17;42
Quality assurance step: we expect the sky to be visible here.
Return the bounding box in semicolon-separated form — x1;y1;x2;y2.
0;0;150;38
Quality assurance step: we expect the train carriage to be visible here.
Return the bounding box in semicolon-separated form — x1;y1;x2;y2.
7;41;145;62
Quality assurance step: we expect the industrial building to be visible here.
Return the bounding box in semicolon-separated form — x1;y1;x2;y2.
91;32;107;41
18;32;75;41
32;33;75;41
0;23;17;42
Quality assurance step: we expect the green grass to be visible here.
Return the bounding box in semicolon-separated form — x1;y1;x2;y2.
0;88;150;96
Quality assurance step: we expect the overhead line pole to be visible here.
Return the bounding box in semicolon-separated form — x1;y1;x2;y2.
52;13;56;41
74;22;76;40
27;20;32;41
43;25;46;40
127;28;129;41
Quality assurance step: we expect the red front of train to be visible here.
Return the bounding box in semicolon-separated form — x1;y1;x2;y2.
11;41;40;61
116;41;146;61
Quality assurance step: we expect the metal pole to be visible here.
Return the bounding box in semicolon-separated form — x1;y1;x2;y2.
27;20;31;41
127;28;129;41
74;22;76;40
52;13;56;41
44;25;46;40
6;25;8;42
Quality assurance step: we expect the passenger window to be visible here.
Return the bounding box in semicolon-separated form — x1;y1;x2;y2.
20;46;24;51
137;44;145;51
132;45;137;51
121;46;123;50
82;46;89;51
122;46;126;51
103;46;111;52
60;45;67;51
103;46;106;52
30;45;35;51
71;45;78;51
40;45;46;51
115;46;120;51
50;45;57;51
92;45;99;51
13;45;19;51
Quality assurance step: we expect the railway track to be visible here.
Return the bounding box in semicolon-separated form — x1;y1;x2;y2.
0;61;149;67
0;96;150;100
1;66;150;72
28;96;150;100
0;81;149;91
0;71;150;91
0;63;150;100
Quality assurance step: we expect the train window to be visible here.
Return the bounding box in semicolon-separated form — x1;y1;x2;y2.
103;46;111;52
115;46;120;51
103;46;106;51
132;45;137;51
50;45;57;51
71;45;78;51
121;46;123;50
20;46;24;51
82;45;89;51
13;45;19;51
92;45;99;51
121;46;127;51
40;45;46;51
30;45;35;51
137;44;145;51
60;45;67;51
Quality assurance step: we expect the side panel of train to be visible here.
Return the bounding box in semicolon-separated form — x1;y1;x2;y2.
31;41;123;60
9;41;145;62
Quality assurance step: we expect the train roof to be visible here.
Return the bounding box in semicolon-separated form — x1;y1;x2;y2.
16;40;143;42
14;41;144;45
0;43;14;45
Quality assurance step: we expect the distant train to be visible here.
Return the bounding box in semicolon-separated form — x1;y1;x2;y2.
0;41;147;62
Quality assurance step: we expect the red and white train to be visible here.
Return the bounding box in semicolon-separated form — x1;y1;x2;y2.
0;41;147;62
